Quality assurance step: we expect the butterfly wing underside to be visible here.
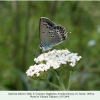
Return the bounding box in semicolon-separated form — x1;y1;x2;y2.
39;17;66;52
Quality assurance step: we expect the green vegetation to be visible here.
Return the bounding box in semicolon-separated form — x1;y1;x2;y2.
0;1;100;90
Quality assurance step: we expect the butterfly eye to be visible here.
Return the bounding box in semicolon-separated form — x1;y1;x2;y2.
40;44;43;49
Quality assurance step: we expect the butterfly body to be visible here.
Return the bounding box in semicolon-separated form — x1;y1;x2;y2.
39;17;67;52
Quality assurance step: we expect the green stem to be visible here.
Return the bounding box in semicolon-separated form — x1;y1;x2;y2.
67;70;73;90
45;79;62;90
52;70;66;90
56;75;66;90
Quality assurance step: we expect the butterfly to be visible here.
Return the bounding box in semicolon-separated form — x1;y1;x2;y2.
39;17;67;52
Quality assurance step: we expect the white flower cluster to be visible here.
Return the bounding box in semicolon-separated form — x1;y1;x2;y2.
26;49;82;77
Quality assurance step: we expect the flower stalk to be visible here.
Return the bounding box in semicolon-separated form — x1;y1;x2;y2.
57;75;66;90
45;79;62;90
67;69;73;90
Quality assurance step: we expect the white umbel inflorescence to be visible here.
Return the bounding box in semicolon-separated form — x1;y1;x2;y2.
26;49;82;77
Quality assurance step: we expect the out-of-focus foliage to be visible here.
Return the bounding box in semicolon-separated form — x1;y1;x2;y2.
0;1;100;90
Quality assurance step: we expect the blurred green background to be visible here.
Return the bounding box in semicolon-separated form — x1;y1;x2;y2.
0;1;100;90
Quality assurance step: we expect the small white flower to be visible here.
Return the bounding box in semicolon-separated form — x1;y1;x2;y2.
26;49;82;77
88;40;96;46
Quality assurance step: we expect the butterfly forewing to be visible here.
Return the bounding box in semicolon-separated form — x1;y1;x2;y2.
39;17;67;52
